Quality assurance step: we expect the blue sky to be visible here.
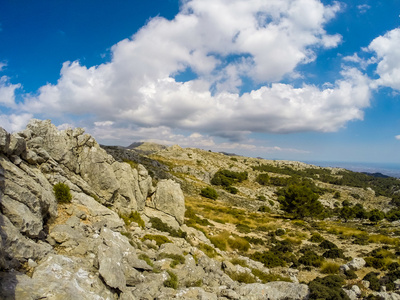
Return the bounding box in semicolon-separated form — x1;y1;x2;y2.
0;0;400;164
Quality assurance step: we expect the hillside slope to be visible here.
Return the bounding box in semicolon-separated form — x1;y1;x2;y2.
1;120;400;299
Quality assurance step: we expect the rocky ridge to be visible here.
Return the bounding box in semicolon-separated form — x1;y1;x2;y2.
0;120;311;299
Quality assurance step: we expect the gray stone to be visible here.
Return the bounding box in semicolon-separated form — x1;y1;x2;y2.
1;195;44;237
0;127;10;154
98;242;126;290
149;179;185;225
238;282;309;300
7;133;26;156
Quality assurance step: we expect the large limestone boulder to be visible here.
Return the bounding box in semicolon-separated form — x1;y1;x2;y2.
0;255;115;299
149;179;185;225
238;282;309;300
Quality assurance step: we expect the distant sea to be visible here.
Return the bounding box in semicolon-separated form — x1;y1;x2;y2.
302;161;400;179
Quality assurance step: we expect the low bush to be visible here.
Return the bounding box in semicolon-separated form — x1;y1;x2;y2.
158;253;185;268
363;272;381;291
53;182;72;203
200;187;218;200
344;269;358;279
225;186;239;194
209;235;227;251
198;243;218;258
164;270;178;289
138;253;153;267
235;223;252;233
299;250;324;267
141;234;172;246
251;268;291;283
258;205;271;213
150;217;187;239
319;240;338;250
226;271;256;284
275;228;285;236
244;236;264;246
309;233;324;243
321;262;340;274
323;248;345;259
308;275;349;300
256;173;270;186
121;211;145;228
227;236;250;252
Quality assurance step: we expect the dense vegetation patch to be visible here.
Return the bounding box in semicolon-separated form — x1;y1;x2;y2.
200;187;218;200
308;275;350;300
53;182;72;203
150;217;187;239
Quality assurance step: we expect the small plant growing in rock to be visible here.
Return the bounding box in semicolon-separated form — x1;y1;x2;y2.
53;182;72;203
200;187;218;200
141;234;172;246
163;270;178;289
158;253;185;268
121;211;145;228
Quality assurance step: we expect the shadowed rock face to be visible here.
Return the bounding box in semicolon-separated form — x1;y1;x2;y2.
0;120;314;300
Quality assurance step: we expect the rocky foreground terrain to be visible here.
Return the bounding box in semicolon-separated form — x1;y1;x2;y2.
1;119;400;299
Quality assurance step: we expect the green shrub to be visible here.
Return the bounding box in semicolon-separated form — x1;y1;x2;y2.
365;257;386;269
299;250;324;267
309;233;324;243
344;269;358;279
244;236;264;246
53;182;72;203
138;253;153;267
209;236;227;251
275;228;285;236
121;211;145;228
198;243;218;258
164;270;178;289
256;173;270;186
235;223;252;233
319;240;338;250
258;205;271;213
277;184;324;219
141;234;172;246
257;195;267;201
251;251;287;268
226;271;256;284
158;253;185;268
321;262;340;274
225;186;239;194
353;233;369;245
200;187;218;200
323;248;345;259
363;272;381;291
308;275;349;300
369;209;385;223
211;169;248;187
251;269;291;283
227;236;250;252
150;217;187;238
185;207;213;226
333;191;341;199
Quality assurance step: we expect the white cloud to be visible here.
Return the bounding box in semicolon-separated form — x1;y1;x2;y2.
0;76;21;108
396;135;400;140
357;4;371;14
0;113;33;132
5;0;373;146
0;62;7;71
368;28;400;90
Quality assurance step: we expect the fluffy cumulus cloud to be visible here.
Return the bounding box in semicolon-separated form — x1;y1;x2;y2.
368;28;400;90
0;113;33;132
2;0;374;146
396;135;400;140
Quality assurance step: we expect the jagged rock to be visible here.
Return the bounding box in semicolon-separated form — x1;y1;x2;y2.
7;133;26;157
98;242;126;290
0;255;115;299
238;282;309;300
0;214;53;268
372;292;400;300
149;179;185;225
144;206;181;230
175;254;206;287
0;127;11;155
1;195;44;237
341;257;366;272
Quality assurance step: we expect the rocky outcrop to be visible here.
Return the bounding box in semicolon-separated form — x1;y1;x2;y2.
148;179;185;225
